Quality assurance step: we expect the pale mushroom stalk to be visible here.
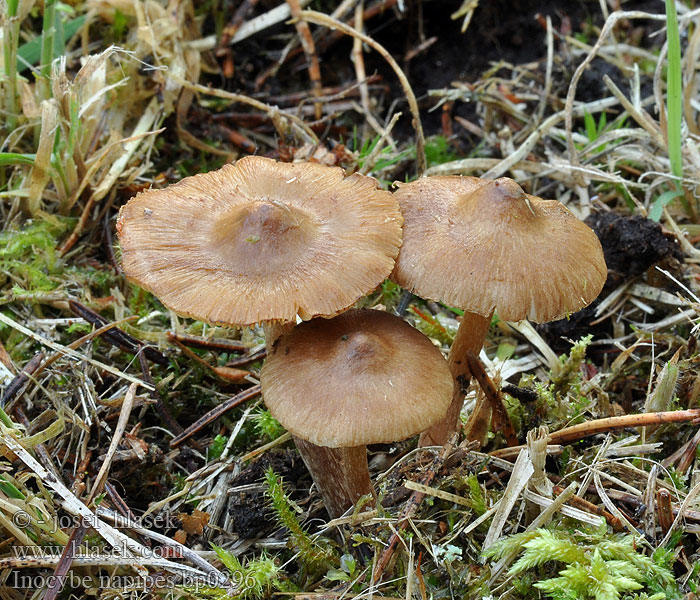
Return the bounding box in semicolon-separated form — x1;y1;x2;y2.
420;309;493;447
293;440;373;519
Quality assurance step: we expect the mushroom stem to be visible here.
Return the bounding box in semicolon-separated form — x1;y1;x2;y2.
263;322;295;352
419;309;493;447
293;436;373;519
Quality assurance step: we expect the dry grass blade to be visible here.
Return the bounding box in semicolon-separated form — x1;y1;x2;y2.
482;449;534;550
0;311;152;389
299;10;426;175
86;382;137;504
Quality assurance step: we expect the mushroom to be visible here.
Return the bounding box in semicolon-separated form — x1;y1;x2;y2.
116;156;403;345
260;309;453;518
391;176;607;446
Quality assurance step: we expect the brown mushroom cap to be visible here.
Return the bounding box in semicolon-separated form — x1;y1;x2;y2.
260;310;453;447
117;156;403;326
391;176;607;322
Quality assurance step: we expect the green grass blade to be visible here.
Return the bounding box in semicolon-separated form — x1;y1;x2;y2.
0;153;36;166
17;15;85;73
665;0;683;181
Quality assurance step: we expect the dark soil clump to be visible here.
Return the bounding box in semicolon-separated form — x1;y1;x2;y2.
228;448;309;538
585;212;683;289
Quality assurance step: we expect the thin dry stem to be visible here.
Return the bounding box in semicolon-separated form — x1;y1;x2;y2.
299;10;426;175
419;310;492;447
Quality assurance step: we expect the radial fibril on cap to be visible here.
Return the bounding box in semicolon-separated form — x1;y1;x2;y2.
117;156;403;326
392;176;607;323
261;309;453;448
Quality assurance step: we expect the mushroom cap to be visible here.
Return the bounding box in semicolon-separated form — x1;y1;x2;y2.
260;309;453;448
391;176;607;322
117;156;403;326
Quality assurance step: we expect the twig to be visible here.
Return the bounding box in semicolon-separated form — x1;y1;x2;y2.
167;331;247;353
43;523;88;600
170;385;261;448
549;409;700;445
69;299;168;365
171;75;318;144
217;0;260;50
225;348;266;368
0;311;153;389
492;409;700;454
286;0;323;120
169;338;250;382
352;0;371;136
32;316;141;380
299;10;426;176
1;352;44;407
465;351;518;446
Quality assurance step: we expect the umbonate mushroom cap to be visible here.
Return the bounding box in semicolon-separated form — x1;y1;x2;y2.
117;156;403;326
260;309;453;448
391;176;607;322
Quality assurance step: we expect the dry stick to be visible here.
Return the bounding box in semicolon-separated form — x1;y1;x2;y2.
169;338;250;383
373;434;458;583
31;316;141;381
172;76;318;145
226;348;266;368
166;331;247;353
43;522;89;600
286;0;324;120
217;0;260;50
551;484;623;532
169;385;261;448
464;351;518;446
419;310;493;447
299;10;426;176
104;482;139;523
490;409;700;459
352;0;372;136
69;300;168;365
1;352;44;406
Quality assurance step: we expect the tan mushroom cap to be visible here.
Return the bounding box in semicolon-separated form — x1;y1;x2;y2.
391;176;607;322
117;156;403;326
260;309;453;448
